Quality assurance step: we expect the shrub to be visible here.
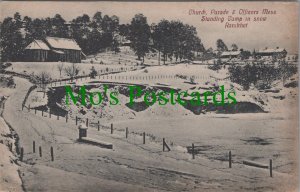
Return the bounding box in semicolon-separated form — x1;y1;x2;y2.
89;66;97;79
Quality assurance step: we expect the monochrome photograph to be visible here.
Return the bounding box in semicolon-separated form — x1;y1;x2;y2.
0;1;299;191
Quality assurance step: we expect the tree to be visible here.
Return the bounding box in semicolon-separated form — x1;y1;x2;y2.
23;16;35;46
111;37;120;53
128;14;151;63
49;14;69;38
152;20;203;64
216;39;228;53
0;14;25;61
152;20;171;65
92;11;102;27
231;44;238;51
64;63;80;80
70;14;91;54
119;24;130;37
194;37;205;56
36;71;51;97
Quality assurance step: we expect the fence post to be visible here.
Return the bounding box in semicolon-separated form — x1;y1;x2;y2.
163;138;165;151
270;159;272;177
111;123;113;134
57;114;59;120
33;141;35;153
143;132;145;144
66;114;68;123
20;147;24;161
39;146;42;157
22;105;23;111
229;151;232;168
35;109;36;114
49;109;51;118
76;116;78;125
51;147;54;161
86;118;88;127
126;127;128;138
42;110;44;116
192;143;195;159
97;121;100;131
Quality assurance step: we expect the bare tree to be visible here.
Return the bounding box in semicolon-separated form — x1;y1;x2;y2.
64;63;80;81
36;71;51;97
57;62;64;78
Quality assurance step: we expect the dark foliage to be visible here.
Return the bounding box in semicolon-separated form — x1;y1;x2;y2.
1;11;205;63
228;61;297;90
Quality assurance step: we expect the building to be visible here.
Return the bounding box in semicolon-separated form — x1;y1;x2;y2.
220;51;241;59
25;37;85;63
285;54;298;62
24;40;50;62
257;47;287;59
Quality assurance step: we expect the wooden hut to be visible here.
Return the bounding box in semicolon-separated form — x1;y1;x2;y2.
25;37;85;63
25;40;50;62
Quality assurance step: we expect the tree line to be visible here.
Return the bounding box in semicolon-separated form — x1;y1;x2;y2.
0;12;205;63
228;61;297;90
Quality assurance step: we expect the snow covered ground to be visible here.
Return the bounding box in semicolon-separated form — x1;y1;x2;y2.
6;49;162;81
6;62;140;80
1;59;298;191
0;116;23;192
0;77;23;192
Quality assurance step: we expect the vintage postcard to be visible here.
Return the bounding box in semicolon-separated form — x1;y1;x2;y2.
0;1;299;191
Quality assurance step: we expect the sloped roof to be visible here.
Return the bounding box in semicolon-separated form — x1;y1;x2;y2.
221;51;241;56
25;40;50;50
258;48;286;53
45;37;81;50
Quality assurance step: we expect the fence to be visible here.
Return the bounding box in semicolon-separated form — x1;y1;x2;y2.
19;105;275;177
44;74;216;91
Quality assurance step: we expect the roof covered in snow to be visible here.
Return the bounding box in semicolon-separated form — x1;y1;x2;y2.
258;48;286;53
25;40;50;50
45;37;81;51
221;51;241;56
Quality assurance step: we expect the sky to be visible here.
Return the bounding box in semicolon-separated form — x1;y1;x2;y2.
1;1;299;54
